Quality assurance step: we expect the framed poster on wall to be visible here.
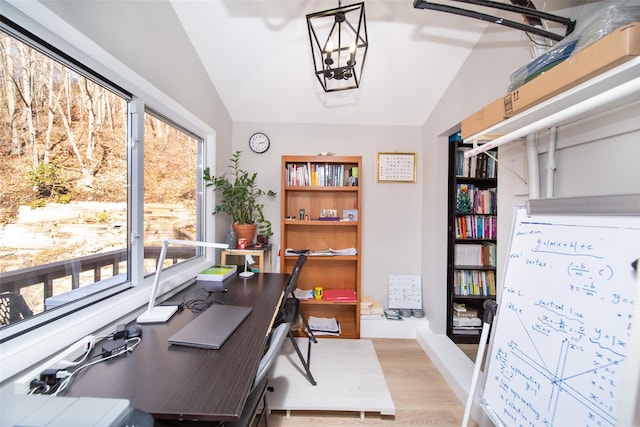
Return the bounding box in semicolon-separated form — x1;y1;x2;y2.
376;152;416;183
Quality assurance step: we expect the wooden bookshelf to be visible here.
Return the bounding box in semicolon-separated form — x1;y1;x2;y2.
447;133;497;344
280;155;362;339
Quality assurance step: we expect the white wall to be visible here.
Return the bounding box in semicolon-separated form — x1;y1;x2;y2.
231;122;423;307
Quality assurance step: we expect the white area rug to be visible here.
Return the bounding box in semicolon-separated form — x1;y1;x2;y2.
267;338;396;418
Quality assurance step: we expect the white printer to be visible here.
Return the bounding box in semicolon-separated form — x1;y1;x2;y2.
0;394;153;427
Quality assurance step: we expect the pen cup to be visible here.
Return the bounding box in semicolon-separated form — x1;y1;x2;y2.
314;287;323;300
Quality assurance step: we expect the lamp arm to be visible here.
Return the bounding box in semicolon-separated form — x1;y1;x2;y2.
147;239;229;311
146;240;170;313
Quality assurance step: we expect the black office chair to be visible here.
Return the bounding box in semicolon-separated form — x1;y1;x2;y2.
276;254;317;386
225;322;290;427
0;292;33;326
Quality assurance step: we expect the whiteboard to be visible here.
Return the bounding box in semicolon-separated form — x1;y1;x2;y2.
388;274;421;309
479;204;640;427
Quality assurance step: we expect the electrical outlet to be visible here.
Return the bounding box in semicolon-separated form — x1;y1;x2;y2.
14;335;95;394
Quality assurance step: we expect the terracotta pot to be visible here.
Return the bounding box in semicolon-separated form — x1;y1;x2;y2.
232;223;257;245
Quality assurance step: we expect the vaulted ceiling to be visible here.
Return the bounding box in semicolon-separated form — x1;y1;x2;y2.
170;1;577;127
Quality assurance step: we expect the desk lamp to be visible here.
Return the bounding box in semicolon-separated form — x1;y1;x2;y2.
137;239;228;323
239;254;255;278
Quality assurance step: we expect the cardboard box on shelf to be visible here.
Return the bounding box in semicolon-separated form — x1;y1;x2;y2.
461;22;640;140
504;22;640;117
461;97;506;140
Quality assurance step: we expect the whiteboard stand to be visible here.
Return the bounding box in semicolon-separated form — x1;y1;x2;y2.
477;195;640;427
462;299;497;427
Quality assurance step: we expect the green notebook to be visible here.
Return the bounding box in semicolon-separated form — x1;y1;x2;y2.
197;265;237;281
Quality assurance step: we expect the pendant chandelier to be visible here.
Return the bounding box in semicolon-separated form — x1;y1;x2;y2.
306;2;368;93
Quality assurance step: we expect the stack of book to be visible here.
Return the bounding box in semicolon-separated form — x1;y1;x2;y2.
452;303;482;335
360;296;384;319
308;316;340;336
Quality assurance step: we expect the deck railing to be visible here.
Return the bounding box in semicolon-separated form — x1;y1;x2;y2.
0;246;196;316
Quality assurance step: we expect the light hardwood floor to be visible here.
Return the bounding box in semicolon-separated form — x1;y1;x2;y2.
268;339;479;426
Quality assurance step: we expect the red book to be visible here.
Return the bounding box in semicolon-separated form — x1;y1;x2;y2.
323;289;356;302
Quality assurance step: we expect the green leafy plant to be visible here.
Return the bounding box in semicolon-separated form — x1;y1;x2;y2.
203;150;276;238
28;160;72;208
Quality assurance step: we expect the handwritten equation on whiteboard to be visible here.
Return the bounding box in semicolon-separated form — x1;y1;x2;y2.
388;274;421;309
480;209;640;427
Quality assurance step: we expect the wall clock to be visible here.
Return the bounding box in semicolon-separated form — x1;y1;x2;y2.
249;132;270;154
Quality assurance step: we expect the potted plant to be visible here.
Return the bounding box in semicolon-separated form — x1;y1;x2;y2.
203;150;276;244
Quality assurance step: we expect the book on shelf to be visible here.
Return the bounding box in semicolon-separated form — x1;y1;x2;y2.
384;310;403;320
285;162;350;187
452;328;481;336
361;313;384;320
456;147;497;179
453;315;482;327
455;215;497;240
453;303;479;318
323;289;357;302
197;265;237;281
308;316;340;336
284;248;310;256
361;296;384;315
454;269;496;296
310;247;357;256
454;242;496;266
455;184;496;215
454;309;479;318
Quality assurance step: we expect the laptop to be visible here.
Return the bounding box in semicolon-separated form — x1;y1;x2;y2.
168;304;252;350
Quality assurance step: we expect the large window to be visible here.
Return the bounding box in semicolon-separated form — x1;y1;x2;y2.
0;20;202;333
143;111;199;274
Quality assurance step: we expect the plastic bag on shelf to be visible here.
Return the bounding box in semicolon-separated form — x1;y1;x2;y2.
508;5;640;92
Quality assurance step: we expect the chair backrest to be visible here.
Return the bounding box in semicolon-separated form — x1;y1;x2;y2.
284;254;307;297
0;292;33;326
253;322;290;388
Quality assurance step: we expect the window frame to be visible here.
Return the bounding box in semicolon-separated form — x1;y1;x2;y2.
0;1;218;382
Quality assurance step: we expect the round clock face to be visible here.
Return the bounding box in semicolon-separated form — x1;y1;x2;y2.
249;132;270;153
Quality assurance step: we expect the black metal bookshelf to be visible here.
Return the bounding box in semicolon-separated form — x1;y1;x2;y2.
446;132;497;344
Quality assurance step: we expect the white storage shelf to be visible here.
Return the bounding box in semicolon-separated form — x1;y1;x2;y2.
466;56;640;155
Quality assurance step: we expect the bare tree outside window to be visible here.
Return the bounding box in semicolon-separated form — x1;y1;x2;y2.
0;27;199;327
143;112;198;274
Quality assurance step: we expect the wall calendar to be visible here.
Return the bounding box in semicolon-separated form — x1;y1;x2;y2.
376;152;416;183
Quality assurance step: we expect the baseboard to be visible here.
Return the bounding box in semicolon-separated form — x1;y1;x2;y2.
360;316;429;339
416;327;493;427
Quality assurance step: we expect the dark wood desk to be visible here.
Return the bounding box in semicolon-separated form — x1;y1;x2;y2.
63;273;287;423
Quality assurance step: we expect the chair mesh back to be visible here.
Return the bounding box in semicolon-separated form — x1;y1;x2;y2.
284;254;307;297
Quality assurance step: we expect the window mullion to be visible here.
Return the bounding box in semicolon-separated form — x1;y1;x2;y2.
129;97;145;286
